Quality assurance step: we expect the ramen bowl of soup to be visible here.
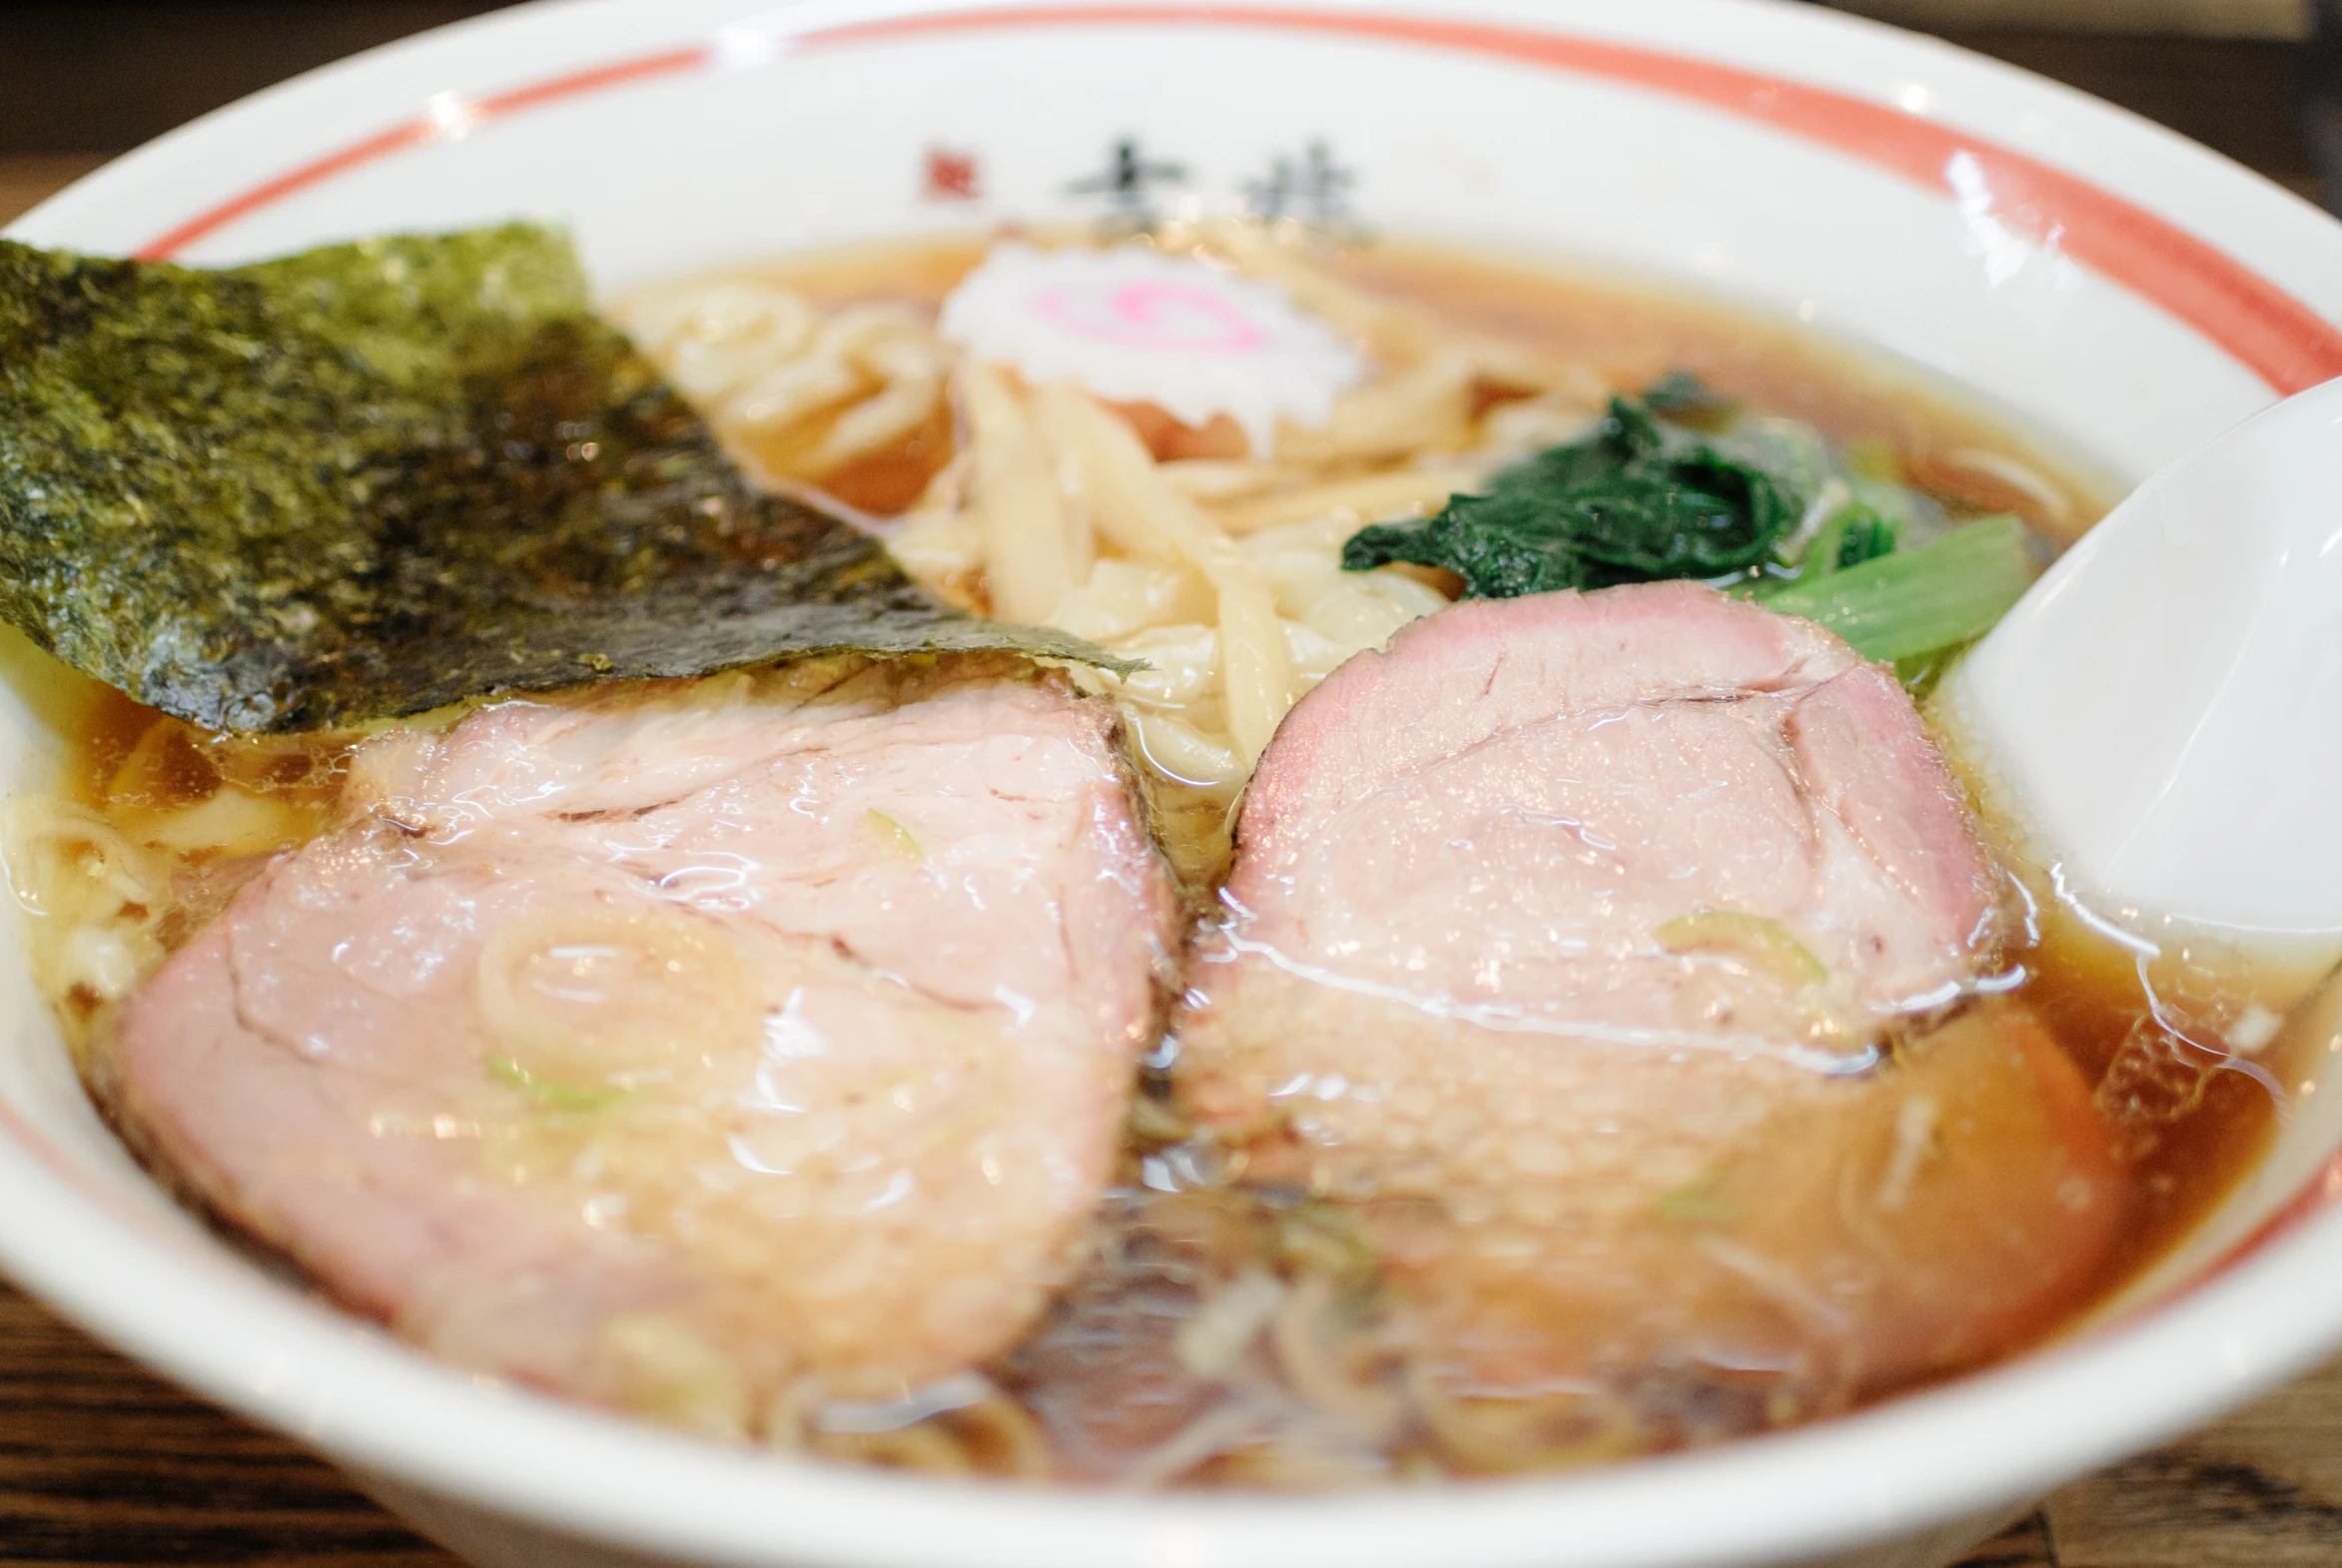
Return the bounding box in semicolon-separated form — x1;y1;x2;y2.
5;1;2342;1565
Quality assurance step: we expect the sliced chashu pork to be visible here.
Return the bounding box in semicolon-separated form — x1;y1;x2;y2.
107;655;1176;1434
1176;584;2123;1420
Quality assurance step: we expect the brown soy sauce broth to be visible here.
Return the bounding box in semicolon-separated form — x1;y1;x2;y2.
9;663;363;1061
1332;239;2121;550
23;233;2314;1487
993;869;2316;1486
1973;835;2327;1295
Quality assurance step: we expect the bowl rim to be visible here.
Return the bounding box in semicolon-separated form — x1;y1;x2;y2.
9;2;2342;1565
32;0;2342;395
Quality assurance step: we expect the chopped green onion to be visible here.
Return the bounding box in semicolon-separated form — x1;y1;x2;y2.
1655;1176;1744;1224
1641;371;1740;430
1656;909;1829;990
1757;515;2040;665
1891;642;1968;700
864;809;924;862
1842;437;1904;484
487;1054;626;1113
1800;501;1899;581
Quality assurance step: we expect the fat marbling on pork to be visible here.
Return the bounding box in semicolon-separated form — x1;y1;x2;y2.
106;654;1177;1435
1176;583;2123;1427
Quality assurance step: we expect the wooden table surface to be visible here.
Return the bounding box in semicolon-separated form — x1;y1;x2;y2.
4;20;2342;1565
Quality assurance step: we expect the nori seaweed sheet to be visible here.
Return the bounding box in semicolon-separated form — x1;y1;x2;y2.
0;223;1111;733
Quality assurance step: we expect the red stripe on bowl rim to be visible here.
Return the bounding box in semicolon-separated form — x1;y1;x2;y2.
127;3;2342;394
134;46;711;262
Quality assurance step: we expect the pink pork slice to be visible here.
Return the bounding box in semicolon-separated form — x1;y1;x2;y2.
107;656;1177;1433
1175;584;2123;1414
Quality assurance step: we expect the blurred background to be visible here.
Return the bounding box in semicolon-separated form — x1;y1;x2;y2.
0;0;2337;226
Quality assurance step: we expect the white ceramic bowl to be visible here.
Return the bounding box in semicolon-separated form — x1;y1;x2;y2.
10;3;2342;1565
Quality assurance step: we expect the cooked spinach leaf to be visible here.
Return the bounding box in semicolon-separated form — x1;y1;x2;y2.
1802;502;1900;580
1341;371;2044;680
1640;370;1739;429
0;225;1113;734
1833;507;1901;570
1341;391;1804;598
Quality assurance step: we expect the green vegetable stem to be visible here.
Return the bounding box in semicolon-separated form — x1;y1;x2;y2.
1752;515;2042;665
1340;372;2045;678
